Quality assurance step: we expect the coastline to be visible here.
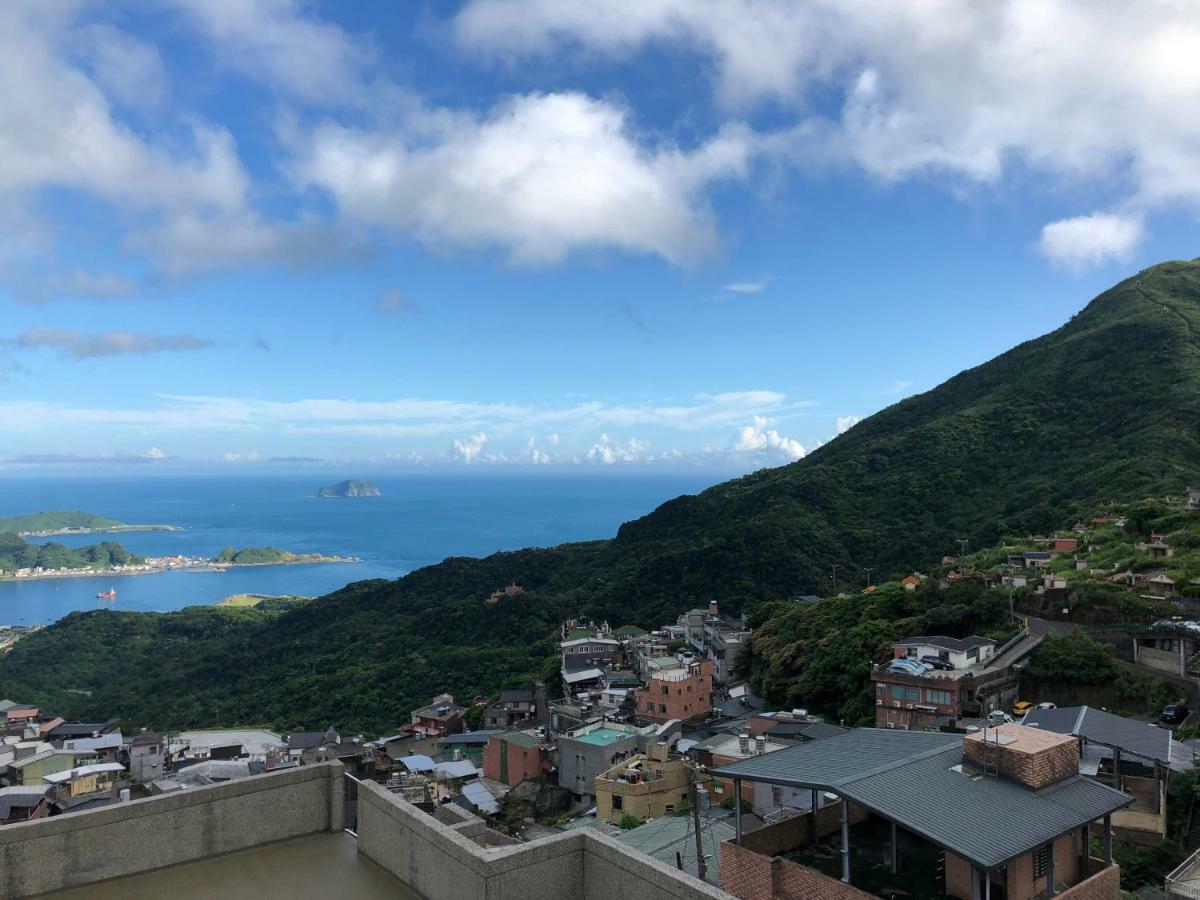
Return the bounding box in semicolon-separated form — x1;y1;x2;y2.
15;524;183;537
0;555;359;583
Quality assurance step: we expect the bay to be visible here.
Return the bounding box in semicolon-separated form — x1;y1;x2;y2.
0;472;717;625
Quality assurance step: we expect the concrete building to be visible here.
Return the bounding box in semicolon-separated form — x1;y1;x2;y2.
482;689;537;730
892;635;996;669
127;732;165;783
5;748;89;786
634;659;714;724
0;784;51;824
556;720;662;802
43;761;125;802
595;743;693;825
409;694;465;739
483;729;552;786
715;726;1129;900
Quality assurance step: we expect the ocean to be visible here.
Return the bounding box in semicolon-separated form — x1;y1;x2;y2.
0;472;720;626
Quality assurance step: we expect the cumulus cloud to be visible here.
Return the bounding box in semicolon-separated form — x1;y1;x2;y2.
836;415;861;434
724;280;768;294
1038;212;1144;270
452;432;489;463
292;91;754;267
731;415;806;462
455;0;1200;261
12;328;213;359
586;434;650;464
525;437;551;464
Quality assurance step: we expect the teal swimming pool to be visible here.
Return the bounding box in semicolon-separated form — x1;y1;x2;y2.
574;727;631;745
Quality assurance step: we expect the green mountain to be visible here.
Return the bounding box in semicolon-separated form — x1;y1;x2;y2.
0;533;144;574
0;511;123;533
2;260;1199;733
316;479;381;498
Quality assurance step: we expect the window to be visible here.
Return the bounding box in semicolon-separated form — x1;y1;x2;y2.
664;805;675;814
889;684;920;702
661;685;669;695
612;795;623;810
1033;846;1049;879
925;689;952;706
968;648;980;661
660;704;668;713
714;782;724;794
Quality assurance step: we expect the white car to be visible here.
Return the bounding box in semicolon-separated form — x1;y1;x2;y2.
1037;702;1057;710
987;709;1015;724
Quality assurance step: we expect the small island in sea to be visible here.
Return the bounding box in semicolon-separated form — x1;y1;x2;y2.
0;510;180;537
213;546;357;566
315;479;381;498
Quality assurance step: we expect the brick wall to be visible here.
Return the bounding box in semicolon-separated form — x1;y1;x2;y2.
1056;863;1121;900
719;842;874;900
963;734;1078;789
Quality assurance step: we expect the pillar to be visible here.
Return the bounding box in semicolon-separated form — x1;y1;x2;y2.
1045;842;1056;898
1112;748;1121;791
1103;815;1112;865
971;866;981;900
734;779;743;845
1154;761;1162;814
1080;824;1089;878
841;797;851;884
811;788;819;844
890;820;898;874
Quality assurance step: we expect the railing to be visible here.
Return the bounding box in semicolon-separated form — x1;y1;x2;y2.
1166;845;1200;898
344;772;361;836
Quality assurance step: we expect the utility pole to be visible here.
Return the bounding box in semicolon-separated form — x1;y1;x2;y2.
958;538;969;558
864;567;874;587
689;775;708;882
830;564;839;590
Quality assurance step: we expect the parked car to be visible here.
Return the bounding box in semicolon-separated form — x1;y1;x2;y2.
1011;700;1036;718
1162;703;1189;725
920;656;954;671
987;709;1015;724
887;658;928;677
1037;702;1057;710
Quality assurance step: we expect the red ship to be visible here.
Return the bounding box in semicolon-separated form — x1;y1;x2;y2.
96;588;117;600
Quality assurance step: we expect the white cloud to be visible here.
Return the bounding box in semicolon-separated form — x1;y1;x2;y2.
731;415;806;462
455;0;1200;254
724;280;768;294
1038;212;1144;270
586;434;650;464
164;0;371;104
525;437;550;464
222;450;263;463
11;328;213;359
142;447;167;460
292;92;754;267
452;432;489;463
74;22;167;111
836;415;861;434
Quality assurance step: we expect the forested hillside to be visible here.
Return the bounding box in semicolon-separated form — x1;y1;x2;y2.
2;260;1198;734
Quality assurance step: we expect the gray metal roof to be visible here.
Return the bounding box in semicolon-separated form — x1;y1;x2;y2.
713;728;1130;870
1021;706;1172;765
896;635;994;652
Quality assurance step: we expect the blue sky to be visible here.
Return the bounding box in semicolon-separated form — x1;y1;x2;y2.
1;1;1197;473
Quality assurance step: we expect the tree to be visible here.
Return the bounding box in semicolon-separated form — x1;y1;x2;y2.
618;813;641;830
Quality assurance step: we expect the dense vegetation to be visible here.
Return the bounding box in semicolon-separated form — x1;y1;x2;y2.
217;547;302;565
0;511;123;533
2;260;1199;733
316;479;381;497
0;533;143;574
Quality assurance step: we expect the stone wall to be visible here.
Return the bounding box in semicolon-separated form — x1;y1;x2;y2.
1057;862;1121;900
963;731;1079;789
719;841;873;900
357;777;729;900
0;760;344;898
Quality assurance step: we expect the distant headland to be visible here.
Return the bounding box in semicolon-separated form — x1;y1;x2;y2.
0;510;180;537
315;479;381;498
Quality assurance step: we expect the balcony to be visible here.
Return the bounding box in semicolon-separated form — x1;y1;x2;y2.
1;759;728;900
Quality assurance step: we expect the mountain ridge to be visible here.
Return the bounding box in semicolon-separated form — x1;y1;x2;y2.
2;259;1198;732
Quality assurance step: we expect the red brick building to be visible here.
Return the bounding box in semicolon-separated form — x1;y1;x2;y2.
483;730;551;785
634;659;714;723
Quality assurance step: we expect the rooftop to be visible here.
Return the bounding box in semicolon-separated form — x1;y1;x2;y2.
894;634;994;652
1021;704;1173;765
713;727;1130;869
177;729;285;757
46;832;415;899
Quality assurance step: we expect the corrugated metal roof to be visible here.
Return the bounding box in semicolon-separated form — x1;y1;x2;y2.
461;781;499;814
712;729;1130;869
1022;706;1172;764
712;729;960;788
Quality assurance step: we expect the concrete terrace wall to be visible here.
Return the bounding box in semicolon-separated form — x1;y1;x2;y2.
0;760;344;898
357;778;730;900
738;802;870;858
720;841;873;900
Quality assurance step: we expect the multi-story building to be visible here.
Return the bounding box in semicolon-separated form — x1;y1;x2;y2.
892;635;996;669
409;694;465;739
594;743;693;825
482;729;552;786
482;689;537;730
555;720;664;802
633;659;714;724
127;733;166;783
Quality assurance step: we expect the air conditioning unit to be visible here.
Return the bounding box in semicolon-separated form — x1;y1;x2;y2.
904;704;914;710
892;701;901;708
875;699;883;706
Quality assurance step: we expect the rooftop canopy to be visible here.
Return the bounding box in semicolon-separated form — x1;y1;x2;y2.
1020;705;1172;765
712;728;1129;870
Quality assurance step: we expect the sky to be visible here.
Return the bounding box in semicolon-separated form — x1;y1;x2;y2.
1;1;1198;474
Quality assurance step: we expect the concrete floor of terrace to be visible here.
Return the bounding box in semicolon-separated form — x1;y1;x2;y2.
45;832;421;900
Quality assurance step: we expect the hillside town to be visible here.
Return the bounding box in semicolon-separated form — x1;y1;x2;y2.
9;579;1200;900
